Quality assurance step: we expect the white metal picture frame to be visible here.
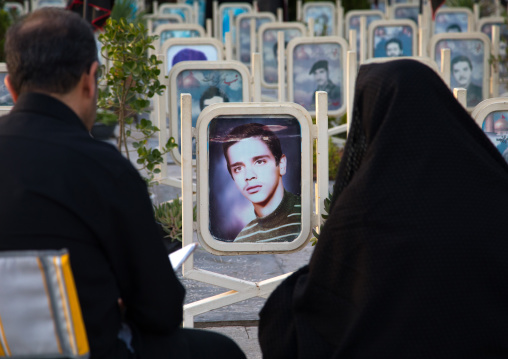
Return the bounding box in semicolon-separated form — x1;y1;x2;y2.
470;98;508;163
430;32;491;110
0;63;13;116
391;4;419;23
302;1;337;37
368;19;417;59
433;7;474;35
345;9;385;34
166;61;251;165
147;14;183;34
235;12;276;66
258;22;307;89
218;2;252;43
286;36;348;117
161;37;224;75
153;23;206;52
158;3;193;23
195;102;313;254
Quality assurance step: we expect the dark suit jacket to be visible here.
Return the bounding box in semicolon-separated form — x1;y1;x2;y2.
0;93;185;359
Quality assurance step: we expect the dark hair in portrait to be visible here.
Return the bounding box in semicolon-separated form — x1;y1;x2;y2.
199;86;230;110
309;60;328;75
385;38;402;51
451;54;472;70
222;123;283;176
5;8;98;95
446;23;462;33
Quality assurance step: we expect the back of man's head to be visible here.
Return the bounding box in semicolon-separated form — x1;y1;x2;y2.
5;8;98;95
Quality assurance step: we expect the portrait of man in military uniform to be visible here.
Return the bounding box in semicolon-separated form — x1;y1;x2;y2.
309;60;341;106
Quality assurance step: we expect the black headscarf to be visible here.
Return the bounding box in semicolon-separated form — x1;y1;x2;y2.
259;59;508;358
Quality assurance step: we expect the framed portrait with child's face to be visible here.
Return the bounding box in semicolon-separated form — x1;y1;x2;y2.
258;22;307;89
287;37;348;117
431;33;490;109
195;103;313;254
167;61;251;164
302;2;336;36
236;13;276;67
368;20;417;58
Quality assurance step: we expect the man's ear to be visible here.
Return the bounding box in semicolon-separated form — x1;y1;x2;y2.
4;75;19;103
80;61;99;99
279;154;287;176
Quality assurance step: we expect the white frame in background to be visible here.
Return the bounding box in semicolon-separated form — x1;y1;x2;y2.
344;9;385;34
258;22;307;89
433;7;474;35
368;19;418;59
147;14;183;34
32;0;65;9
153;23;206;53
194;103;314;254
166;61;251;165
429;32;491;111
286;36;348;117
161;37;224;75
218;2;252;42
391;4;419;22
158;3;194;23
235;12;276;66
0;63;13;116
302;1;337;37
4;2;25;14
476;16;505;33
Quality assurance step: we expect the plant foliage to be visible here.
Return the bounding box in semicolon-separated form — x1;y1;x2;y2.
153;199;197;242
98;18;176;186
310;191;333;246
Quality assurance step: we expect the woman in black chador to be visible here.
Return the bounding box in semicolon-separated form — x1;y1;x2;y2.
258;59;508;358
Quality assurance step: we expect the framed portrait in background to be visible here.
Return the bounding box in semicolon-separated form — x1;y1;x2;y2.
258;22;307;89
287;37;348;116
34;0;65;9
431;33;490;109
433;8;473;34
0;64;13;116
236;12;276;67
162;38;223;74
154;24;205;50
478;17;508;91
368;20;417;58
345;10;385;60
195;103;313;254
167;61;251;164
4;2;24;15
471;99;508;163
392;4;419;24
147;14;183;34
302;2;336;36
218;3;252;43
159;3;193;23
179;0;206;26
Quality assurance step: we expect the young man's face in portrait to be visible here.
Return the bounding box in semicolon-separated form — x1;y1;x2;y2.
226;137;286;206
386;42;402;57
452;61;472;87
313;68;328;87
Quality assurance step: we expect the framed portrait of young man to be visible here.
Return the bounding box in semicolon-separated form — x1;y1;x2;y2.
195;103;313;254
258;22;307;89
391;4;419;24
161;38;224;75
368;19;417;59
286;36;348;117
0;63;13;116
471;99;508;164
218;3;252;43
158;3;193;23
235;12;276;67
302;2;336;37
433;7;473;35
478;17;508;94
430;33;490;110
167;61;251;164
345;10;385;60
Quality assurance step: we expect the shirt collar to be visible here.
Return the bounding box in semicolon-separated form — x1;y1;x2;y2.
11;92;88;132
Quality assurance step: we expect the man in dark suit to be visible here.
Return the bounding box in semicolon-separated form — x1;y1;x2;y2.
0;8;245;359
451;55;483;107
